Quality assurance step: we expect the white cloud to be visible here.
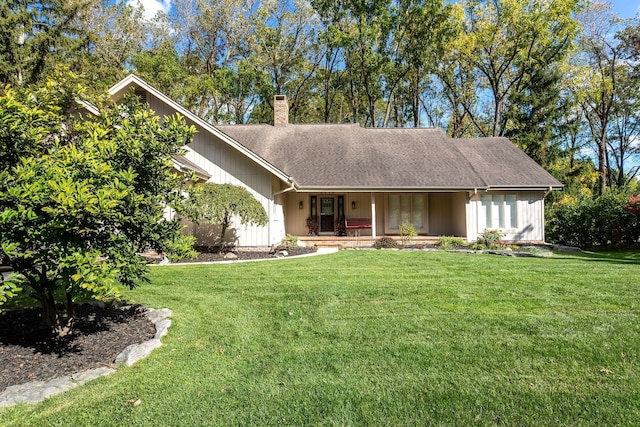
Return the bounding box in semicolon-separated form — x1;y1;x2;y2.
127;0;172;21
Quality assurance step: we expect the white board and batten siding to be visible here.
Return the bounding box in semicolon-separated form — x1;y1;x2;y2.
465;191;546;243
147;94;279;247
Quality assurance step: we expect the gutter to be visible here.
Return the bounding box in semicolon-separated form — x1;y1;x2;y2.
294;186;482;193
485;184;563;192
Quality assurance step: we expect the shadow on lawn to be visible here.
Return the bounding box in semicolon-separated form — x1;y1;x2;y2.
552;249;640;265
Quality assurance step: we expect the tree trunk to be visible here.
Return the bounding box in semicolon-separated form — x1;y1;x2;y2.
34;284;73;337
598;131;607;195
219;216;230;249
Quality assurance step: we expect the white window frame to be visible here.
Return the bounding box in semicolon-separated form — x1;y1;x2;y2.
479;194;517;231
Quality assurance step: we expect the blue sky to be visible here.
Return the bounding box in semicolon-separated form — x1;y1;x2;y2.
611;0;640;18
133;0;640;21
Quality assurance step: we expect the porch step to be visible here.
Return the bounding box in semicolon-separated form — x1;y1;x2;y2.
299;236;443;250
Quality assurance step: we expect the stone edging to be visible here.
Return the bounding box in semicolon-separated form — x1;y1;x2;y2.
0;307;172;408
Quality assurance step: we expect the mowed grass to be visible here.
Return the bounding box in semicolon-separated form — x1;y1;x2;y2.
2;250;640;426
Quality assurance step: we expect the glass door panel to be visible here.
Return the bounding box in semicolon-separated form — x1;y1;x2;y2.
320;197;334;233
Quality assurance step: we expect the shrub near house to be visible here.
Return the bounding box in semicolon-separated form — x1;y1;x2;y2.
547;191;640;248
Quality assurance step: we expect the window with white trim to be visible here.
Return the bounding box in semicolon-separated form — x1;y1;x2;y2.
388;194;426;231
479;194;516;230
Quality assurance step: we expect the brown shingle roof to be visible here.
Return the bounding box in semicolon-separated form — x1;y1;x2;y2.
452;137;562;189
217;124;562;190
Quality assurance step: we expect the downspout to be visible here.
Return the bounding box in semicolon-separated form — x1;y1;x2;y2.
542;186;553;243
273;179;296;196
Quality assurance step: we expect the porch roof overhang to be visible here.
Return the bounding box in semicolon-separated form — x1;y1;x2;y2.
293;185;478;193
291;184;563;193
170;154;211;181
484;184;564;191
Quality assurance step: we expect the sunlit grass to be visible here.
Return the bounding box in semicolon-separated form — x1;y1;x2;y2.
2;250;640;425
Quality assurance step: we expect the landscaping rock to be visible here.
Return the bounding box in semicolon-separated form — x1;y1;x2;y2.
551;244;581;252
224;252;238;260
154;318;172;339
145;308;173;323
71;367;117;384
0;376;76;407
487;250;516;257
114;339;163;367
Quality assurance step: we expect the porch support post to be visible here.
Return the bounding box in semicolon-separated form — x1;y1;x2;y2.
371;193;377;238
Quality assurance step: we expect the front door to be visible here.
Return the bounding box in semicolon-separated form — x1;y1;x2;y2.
320;197;334;233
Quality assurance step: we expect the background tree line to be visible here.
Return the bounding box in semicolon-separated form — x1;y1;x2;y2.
2;0;640;246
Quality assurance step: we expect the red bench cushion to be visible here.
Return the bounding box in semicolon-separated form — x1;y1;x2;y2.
345;218;372;229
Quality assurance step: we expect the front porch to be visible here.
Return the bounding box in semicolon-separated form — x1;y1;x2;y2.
298;235;444;249
282;192;468;240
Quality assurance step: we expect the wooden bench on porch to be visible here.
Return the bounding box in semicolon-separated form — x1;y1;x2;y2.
345;218;372;235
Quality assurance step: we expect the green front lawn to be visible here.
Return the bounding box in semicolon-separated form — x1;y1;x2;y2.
3;250;640;426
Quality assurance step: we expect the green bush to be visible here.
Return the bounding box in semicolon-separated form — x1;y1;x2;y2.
187;183;268;249
476;229;503;249
373;237;399;249
281;234;299;251
0;79;197;334
546;191;640;248
399;222;417;245
436;236;466;250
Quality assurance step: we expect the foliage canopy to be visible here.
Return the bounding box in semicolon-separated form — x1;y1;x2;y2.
0;74;196;335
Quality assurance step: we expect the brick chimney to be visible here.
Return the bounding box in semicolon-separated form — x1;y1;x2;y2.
274;95;288;126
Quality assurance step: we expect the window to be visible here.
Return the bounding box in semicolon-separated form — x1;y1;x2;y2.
388;194;425;230
310;195;317;218
479;194;516;230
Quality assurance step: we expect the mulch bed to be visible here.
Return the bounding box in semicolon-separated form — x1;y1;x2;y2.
173;246;317;263
0;304;155;392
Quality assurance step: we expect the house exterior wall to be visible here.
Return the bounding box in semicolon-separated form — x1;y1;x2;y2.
283;192;308;236
147;93;277;247
428;193;467;237
349;193;375;236
465;191;546;243
451;192;468;237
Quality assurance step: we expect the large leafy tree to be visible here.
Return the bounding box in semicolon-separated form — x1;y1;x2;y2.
572;3;622;195
0;0;148;90
313;0;456;127
70;0;147;90
248;0;323;124
438;0;581;143
0;74;196;335
570;3;640;192
0;0;86;86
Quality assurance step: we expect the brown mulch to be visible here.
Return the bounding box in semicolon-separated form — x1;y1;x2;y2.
0;304;156;392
